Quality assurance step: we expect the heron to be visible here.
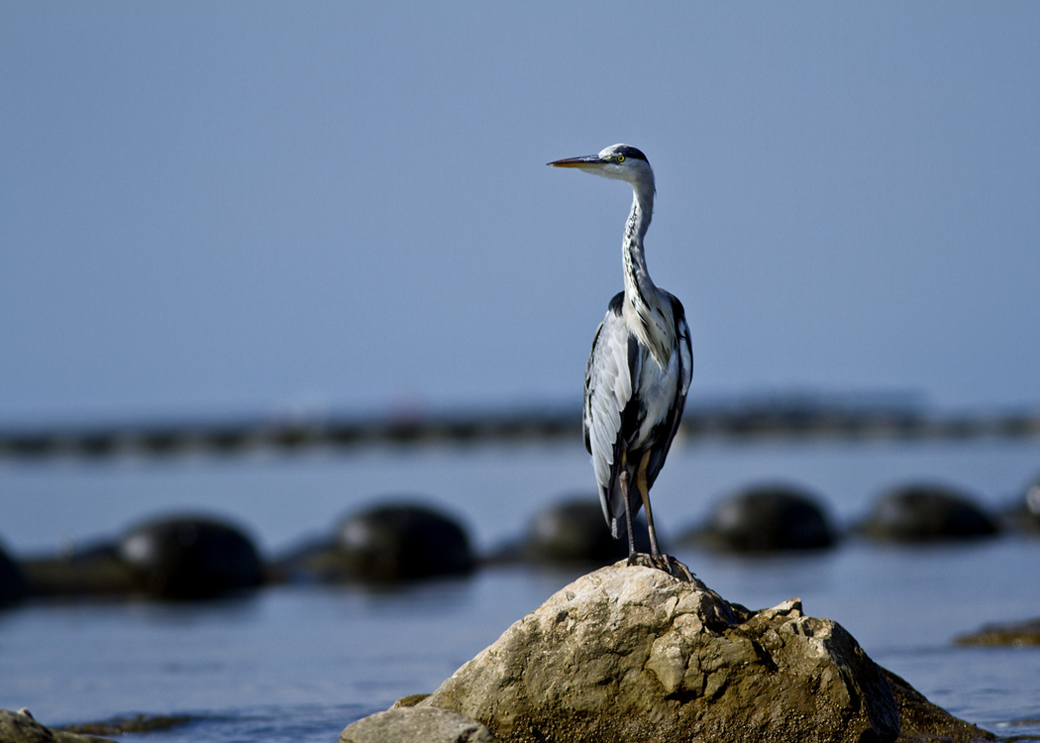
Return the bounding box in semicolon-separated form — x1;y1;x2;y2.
549;144;693;580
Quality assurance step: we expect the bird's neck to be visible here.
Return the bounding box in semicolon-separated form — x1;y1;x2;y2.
621;185;672;367
622;187;657;310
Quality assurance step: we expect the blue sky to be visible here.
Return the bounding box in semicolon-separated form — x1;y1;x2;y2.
2;2;1038;426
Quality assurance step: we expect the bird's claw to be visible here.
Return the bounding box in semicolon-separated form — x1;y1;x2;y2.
626;552;696;583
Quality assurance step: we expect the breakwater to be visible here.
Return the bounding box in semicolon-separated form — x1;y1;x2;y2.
3;398;1039;460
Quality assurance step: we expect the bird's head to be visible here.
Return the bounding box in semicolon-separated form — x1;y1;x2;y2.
548;144;654;191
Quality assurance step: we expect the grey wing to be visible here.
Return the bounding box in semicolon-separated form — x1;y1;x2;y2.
583;297;638;527
644;297;693;491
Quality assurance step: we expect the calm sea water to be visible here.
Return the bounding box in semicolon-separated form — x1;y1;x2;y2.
2;438;1039;741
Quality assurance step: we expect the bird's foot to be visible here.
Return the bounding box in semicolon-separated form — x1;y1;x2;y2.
626;552;696;583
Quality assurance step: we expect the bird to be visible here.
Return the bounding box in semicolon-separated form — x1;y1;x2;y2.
549;144;693;580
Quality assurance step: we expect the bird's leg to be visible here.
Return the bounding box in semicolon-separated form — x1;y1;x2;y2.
636;451;695;583
620;469;638;564
636;451;662;560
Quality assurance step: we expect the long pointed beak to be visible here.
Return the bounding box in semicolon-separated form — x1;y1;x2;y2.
547;155;603;169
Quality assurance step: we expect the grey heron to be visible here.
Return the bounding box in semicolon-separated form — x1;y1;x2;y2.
549;144;693;580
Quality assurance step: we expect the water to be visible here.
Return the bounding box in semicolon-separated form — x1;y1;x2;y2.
1;438;1039;741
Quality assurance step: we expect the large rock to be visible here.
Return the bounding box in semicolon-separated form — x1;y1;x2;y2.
0;708;114;743
415;563;992;743
340;707;497;743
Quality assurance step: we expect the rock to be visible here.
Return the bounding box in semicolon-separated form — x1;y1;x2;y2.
118;515;264;599
417;562;990;743
861;485;999;542
0;708;115;743
955;617;1040;646
21;543;140;598
334;502;475;582
884;670;996;741
340;707;498;743
683;485;836;552
522;498;650;564
0;540;27;606
56;714;194;735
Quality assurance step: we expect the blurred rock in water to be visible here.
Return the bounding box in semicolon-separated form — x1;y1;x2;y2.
955;617;1040;647
508;496;651;566
0;707;115;743
118;515;264;599
679;484;837;552
274;501;475;584
21;542;139;598
860;484;999;542
334;502;475;582
0;540;27;606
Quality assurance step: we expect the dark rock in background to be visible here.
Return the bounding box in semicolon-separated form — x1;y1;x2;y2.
680;485;837;552
520;497;650;565
861;484;999;542
0;540;27;606
118;515;264;599
321;502;476;583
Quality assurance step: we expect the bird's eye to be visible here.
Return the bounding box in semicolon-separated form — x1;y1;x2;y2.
616;154;626;163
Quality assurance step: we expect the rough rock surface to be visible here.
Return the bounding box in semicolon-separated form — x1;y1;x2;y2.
417;563;991;743
0;708;115;743
339;706;498;743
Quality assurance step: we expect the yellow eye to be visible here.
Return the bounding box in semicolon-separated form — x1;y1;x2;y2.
616;154;626;163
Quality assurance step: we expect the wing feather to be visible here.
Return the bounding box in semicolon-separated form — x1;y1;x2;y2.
644;296;693;490
583;298;637;526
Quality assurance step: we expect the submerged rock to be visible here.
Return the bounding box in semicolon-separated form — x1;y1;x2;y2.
861;485;998;542
683;485;836;552
0;708;115;743
340;707;497;743
21;543;139;598
395;562;993;743
955;617;1040;647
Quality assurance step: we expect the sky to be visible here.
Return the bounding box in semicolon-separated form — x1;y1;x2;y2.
2;2;1039;427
